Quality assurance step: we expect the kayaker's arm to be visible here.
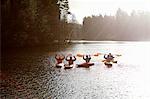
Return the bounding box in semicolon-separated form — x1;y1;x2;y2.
61;55;65;60
83;56;86;60
66;56;70;61
55;54;58;59
104;54;107;59
89;55;91;59
73;56;76;61
110;55;114;59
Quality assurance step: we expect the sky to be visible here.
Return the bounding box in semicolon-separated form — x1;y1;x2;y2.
68;0;150;24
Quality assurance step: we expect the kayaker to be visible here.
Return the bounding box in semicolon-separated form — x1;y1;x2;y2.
83;55;91;63
66;55;76;65
104;53;114;62
55;54;65;64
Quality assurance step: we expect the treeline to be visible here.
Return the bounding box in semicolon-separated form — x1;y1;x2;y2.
2;1;150;49
1;0;71;48
82;9;150;41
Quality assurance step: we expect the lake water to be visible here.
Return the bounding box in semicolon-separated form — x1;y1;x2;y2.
1;41;150;99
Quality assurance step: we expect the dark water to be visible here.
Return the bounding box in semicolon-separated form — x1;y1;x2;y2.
1;41;150;99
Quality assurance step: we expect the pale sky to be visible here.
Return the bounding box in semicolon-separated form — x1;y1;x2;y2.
68;0;150;24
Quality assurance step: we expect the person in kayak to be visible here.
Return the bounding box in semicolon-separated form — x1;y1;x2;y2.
55;54;65;64
104;53;114;62
66;55;76;65
83;55;91;63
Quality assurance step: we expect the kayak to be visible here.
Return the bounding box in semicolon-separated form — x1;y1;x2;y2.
56;63;64;68
104;61;112;68
64;64;74;69
102;60;117;63
77;62;94;68
102;60;117;68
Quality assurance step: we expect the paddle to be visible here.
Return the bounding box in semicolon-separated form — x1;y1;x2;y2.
76;53;84;57
96;53;122;57
93;53;103;56
101;60;106;62
76;53;122;57
114;54;122;57
76;53;103;57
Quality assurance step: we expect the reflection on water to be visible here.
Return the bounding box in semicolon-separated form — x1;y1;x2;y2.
1;41;150;99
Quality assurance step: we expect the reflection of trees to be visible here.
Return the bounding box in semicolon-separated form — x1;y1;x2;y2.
82;8;150;41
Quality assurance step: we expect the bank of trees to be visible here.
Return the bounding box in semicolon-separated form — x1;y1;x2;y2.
82;9;150;41
2;1;149;49
1;0;72;48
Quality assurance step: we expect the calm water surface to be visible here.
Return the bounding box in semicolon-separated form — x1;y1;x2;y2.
1;41;150;99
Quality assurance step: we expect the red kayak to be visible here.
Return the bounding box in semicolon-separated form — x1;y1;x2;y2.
77;62;94;68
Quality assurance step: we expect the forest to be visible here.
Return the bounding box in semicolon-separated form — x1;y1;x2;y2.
1;0;72;48
2;0;150;49
82;9;150;41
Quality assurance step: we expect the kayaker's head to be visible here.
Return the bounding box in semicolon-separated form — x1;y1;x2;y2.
86;55;88;58
109;53;112;56
70;57;72;60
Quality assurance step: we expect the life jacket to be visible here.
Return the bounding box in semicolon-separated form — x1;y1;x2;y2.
55;56;65;64
66;56;76;65
83;56;91;63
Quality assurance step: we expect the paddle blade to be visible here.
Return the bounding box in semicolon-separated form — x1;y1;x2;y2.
93;53;103;56
77;54;83;57
115;54;122;57
102;60;106;62
93;53;99;56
